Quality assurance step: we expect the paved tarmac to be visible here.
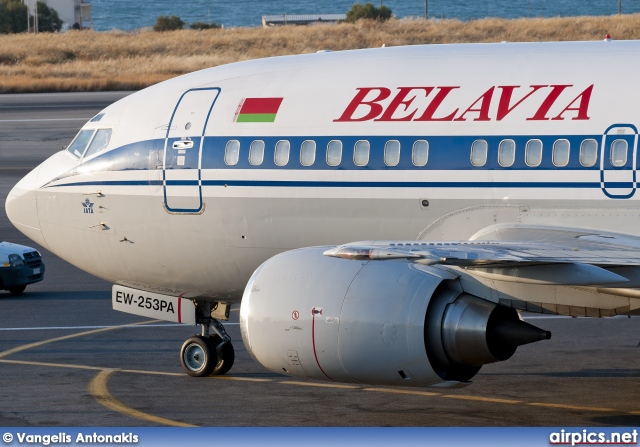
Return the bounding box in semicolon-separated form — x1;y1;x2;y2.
0;92;639;427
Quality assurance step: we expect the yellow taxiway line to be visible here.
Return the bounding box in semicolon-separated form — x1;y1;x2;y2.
442;394;522;404
527;402;615;412
88;369;196;427
210;376;274;382
362;388;439;397
0;319;194;427
2;357;639;423
280;380;360;389
1;319;637;425
0;320;161;359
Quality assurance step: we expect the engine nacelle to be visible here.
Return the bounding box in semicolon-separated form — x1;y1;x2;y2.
240;247;550;387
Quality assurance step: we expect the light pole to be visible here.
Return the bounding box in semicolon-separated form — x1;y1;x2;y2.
33;0;38;33
23;0;31;33
619;0;621;14
424;0;428;19
25;0;38;33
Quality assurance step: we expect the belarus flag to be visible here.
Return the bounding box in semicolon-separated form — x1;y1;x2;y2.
236;97;283;123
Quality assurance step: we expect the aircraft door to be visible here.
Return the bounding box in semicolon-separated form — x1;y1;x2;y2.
163;88;220;213
601;124;638;199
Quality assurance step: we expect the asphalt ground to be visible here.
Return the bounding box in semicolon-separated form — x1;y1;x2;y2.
0;92;639;427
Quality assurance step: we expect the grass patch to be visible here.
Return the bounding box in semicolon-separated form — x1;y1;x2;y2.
1;15;639;93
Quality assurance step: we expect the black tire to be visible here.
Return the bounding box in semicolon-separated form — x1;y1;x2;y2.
8;285;26;295
208;335;235;375
180;335;218;377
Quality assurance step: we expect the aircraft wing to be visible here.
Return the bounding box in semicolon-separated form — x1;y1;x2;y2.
322;226;640;286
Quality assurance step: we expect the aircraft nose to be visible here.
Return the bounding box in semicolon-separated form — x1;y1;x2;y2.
5;166;49;249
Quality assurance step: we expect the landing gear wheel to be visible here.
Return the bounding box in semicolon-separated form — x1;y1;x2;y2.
208;335;235;376
180;335;218;377
8;285;26;295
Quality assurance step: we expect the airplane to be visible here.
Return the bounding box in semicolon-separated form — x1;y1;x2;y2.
6;39;640;387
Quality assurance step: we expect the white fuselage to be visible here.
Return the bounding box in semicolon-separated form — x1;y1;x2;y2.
6;40;640;311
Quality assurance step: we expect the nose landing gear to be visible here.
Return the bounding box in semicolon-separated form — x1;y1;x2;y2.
179;302;235;377
181;335;217;377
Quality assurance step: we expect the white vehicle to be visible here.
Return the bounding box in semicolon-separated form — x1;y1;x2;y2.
0;241;44;294
6;40;640;385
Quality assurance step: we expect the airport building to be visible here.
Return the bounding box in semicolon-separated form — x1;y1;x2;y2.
24;0;92;30
262;14;346;27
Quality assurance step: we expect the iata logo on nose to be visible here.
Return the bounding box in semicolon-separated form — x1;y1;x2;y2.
82;198;94;214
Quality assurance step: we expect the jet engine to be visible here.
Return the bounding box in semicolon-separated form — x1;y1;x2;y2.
240;247;550;387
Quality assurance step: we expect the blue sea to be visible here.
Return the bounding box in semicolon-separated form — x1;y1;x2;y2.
90;0;640;30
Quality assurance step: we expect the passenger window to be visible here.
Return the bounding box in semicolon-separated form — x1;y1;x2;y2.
274;140;290;166
552;139;570;167
300;140;316;166
249;140;265;166
610;139;628;167
83;129;112;159
327;140;342;166
525;139;542;167
498;139;515;167
384;140;401;166
580;139;598;167
224;140;240;165
412;140;429;166
354;140;370;166
470;140;488;167
67;129;95;158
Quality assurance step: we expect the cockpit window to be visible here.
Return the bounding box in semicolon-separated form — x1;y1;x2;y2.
67;130;95;158
83;129;112;159
90;113;105;123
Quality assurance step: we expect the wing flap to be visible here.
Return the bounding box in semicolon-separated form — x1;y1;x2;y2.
469;264;628;286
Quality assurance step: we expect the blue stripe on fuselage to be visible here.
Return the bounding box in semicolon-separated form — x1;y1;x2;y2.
47;133;631;190
47;179;606;189
69;134;614;173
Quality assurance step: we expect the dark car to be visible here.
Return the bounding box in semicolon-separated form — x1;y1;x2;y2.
0;241;45;294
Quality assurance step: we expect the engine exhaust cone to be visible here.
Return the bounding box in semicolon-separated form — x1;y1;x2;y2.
487;317;551;360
